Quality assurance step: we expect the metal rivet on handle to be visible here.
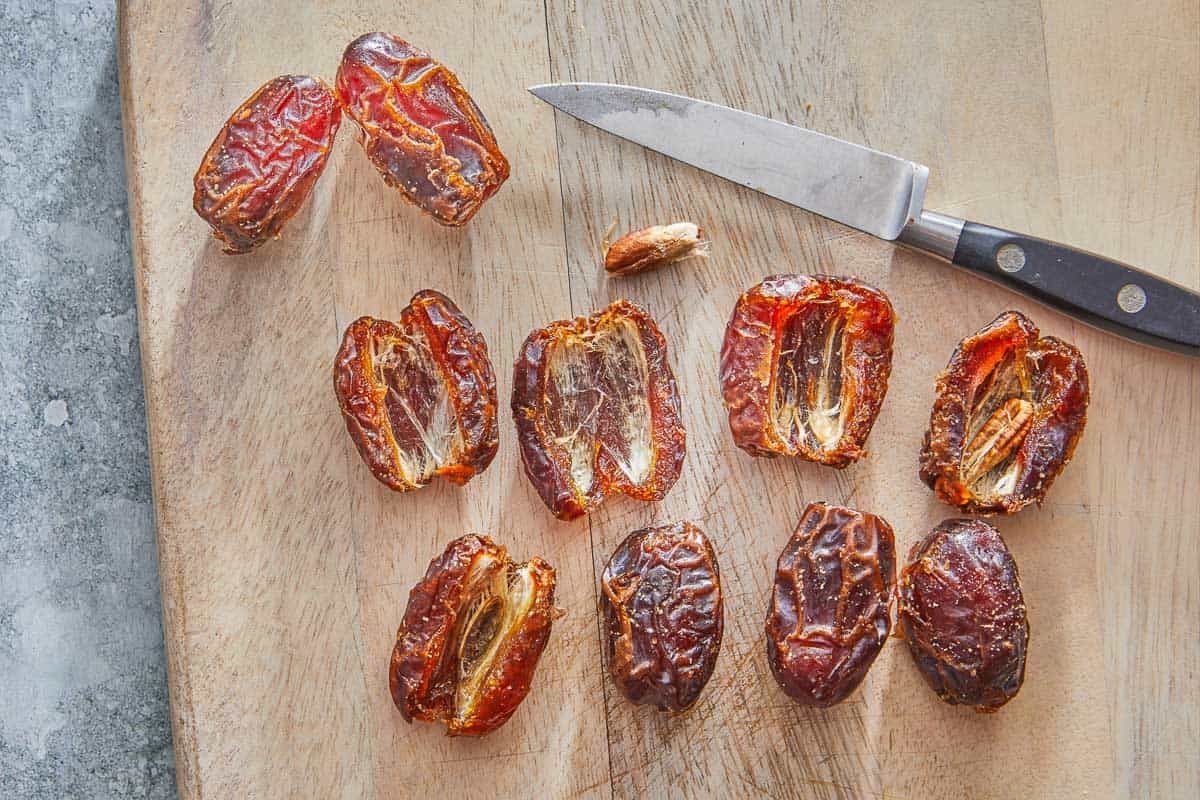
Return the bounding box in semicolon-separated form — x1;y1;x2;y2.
1117;283;1147;314
996;243;1026;273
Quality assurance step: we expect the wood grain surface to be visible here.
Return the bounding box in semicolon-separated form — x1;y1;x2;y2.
117;1;1199;797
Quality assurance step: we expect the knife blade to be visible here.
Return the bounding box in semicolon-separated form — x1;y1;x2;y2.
530;82;926;240
530;81;1200;356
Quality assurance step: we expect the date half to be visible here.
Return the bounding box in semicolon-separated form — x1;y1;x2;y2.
766;502;896;707
336;32;510;226
898;518;1029;712
919;310;1089;513
390;535;557;736
720;275;895;467
193;75;341;254
512;300;686;520
602;522;724;711
334;290;498;492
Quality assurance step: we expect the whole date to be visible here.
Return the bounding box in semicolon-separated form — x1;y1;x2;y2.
765;502;896;707
390;534;558;736
602;522;724;711
193;75;341;254
898;518;1029;712
721;275;895;467
336;32;510;226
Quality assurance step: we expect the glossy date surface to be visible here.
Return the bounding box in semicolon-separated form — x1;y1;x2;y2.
334;290;498;492
389;535;557;736
765;502;896;707
919;310;1089;513
720;275;895;467
601;522;723;711
512;300;686;520
193;75;341;254
898;518;1028;712
336;32;510;226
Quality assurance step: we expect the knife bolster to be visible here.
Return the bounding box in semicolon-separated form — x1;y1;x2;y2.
898;210;965;261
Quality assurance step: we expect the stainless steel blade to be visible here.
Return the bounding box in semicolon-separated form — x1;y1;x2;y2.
530;82;928;240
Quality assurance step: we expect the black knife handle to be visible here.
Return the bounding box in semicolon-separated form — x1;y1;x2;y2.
949;221;1200;356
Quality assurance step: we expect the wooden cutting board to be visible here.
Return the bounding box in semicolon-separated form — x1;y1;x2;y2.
118;1;1199;797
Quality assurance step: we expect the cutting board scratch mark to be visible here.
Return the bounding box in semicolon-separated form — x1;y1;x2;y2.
429;746;549;765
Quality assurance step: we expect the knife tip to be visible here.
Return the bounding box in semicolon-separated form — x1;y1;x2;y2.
529;83;588;103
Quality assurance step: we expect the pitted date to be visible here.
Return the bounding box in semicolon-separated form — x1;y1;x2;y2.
390;535;557;736
919;310;1089;513
333;291;498;492
601;522;723;711
720;275;895;467
898;518;1028;712
512;300;686;520
193;75;341;254
336;32;510;226
765;502;896;707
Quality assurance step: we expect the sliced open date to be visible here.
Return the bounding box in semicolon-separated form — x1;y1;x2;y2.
390;535;557;736
766;502;896;707
333;291;498;492
898;518;1029;712
512;300;686;520
919;310;1089;513
193;75;341;254
602;522;723;711
720;275;895;467
336;32;510;226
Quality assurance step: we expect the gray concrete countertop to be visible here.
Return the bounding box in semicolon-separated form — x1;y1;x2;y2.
0;2;175;797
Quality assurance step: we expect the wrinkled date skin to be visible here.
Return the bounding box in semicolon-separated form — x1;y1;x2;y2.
512;300;686;520
336;32;510;226
193;75;341;254
390;535;557;736
720;275;895;467
602;522;724;711
765;502;896;707
898;519;1029;712
919;310;1089;514
333;290;498;492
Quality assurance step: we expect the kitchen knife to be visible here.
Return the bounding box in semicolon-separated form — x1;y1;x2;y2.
530;82;1200;356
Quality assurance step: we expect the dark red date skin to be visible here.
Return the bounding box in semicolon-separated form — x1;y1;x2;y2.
920;310;1089;514
721;275;895;468
193;75;341;254
336;32;510;226
765;502;896;707
898;518;1029;712
390;534;557;736
602;522;724;711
